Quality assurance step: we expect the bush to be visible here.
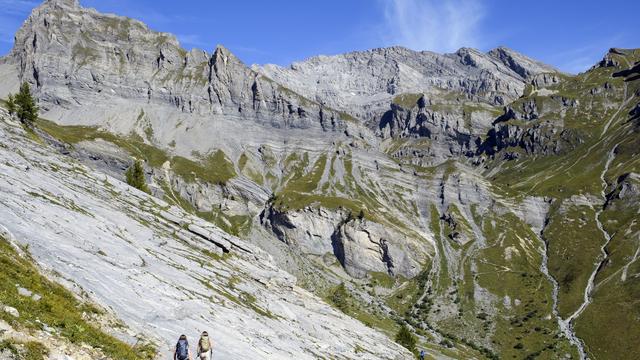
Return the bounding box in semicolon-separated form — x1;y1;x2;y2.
395;325;417;353
125;159;149;193
6;94;16;115
330;283;350;312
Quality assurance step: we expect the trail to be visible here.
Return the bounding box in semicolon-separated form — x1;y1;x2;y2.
562;146;618;359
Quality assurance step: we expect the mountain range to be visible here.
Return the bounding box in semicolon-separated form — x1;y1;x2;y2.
0;0;638;359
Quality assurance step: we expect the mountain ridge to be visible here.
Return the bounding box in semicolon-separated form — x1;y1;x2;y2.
0;1;638;359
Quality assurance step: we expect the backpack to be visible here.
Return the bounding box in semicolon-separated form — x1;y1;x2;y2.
199;335;211;352
176;339;189;360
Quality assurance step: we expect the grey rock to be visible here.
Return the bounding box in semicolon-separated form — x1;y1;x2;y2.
186;224;232;252
606;172;640;207
487;46;559;80
257;46;558;124
0;112;414;359
3;306;19;318
333;219;423;279
17;287;33;297
0;0;346;136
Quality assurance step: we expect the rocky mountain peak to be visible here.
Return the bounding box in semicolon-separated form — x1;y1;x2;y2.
212;44;245;69
0;0;342;137
42;0;79;8
487;46;558;79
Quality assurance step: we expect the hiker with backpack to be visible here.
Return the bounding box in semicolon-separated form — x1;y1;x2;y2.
197;331;213;359
174;334;192;360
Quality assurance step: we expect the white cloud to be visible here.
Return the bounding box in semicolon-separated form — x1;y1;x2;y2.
381;0;485;53
176;33;207;48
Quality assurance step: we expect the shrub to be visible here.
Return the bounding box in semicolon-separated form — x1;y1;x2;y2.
331;283;350;312
6;94;16;115
395;325;417;353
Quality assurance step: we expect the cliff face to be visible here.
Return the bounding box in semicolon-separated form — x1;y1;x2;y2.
256;46;558;122
1;1;640;359
1;0;350;142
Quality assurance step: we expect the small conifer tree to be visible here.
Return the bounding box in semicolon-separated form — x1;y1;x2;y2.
13;82;39;127
125;159;149;193
395;325;417;353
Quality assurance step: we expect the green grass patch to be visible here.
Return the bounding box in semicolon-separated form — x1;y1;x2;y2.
572;193;640;359
369;271;395;288
544;203;604;317
472;211;577;359
392;93;423;108
36;119;169;167
325;283;399;336
0;340;48;360
171;150;236;185
237;153;264;185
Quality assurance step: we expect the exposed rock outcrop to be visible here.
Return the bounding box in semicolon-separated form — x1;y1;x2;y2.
257;46;558;123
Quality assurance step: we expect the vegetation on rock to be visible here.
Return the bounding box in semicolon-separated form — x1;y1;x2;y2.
6;82;39;127
395;325;417;354
125;159;149;193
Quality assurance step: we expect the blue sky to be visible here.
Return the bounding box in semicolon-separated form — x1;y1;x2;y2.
0;0;638;73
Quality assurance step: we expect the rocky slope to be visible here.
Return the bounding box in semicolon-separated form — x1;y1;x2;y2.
0;110;416;359
0;1;639;359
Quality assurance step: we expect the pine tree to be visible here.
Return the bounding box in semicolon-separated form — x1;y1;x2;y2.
13;82;39;127
125;159;149;193
395;325;417;353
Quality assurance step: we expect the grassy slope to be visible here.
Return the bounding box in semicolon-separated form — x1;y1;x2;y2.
575;174;640;359
34;118;250;236
486;49;640;359
427;201;577;359
0;237;155;359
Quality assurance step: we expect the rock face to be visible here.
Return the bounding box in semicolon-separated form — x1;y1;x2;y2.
0;110;412;359
257;46;558;122
261;206;429;278
9;0;317;124
487;46;558;81
333;218;423;278
0;0;351;159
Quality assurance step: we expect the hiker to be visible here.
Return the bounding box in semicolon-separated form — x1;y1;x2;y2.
174;334;192;360
419;349;426;360
197;331;213;359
